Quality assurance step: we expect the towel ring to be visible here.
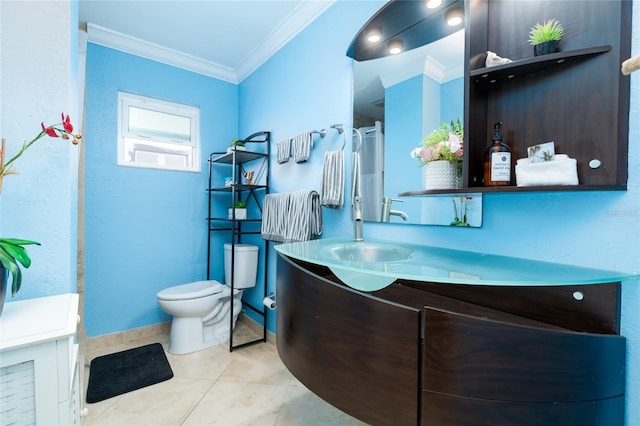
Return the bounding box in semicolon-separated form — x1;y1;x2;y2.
329;124;346;151
311;129;326;138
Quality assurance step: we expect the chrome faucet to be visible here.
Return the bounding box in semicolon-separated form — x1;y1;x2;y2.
352;129;364;242
381;197;408;222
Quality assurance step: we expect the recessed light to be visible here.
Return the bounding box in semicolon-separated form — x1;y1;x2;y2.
388;39;404;55
425;0;442;9
445;6;464;26
366;26;382;43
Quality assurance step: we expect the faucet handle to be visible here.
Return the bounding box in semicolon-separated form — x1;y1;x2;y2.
383;197;404;204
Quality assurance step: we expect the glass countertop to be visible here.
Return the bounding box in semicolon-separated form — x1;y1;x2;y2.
275;238;638;291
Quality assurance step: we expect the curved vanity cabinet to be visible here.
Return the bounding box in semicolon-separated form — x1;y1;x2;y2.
276;257;421;425
275;249;629;426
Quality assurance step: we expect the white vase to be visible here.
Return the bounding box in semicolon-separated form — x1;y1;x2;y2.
228;208;247;220
423;160;459;190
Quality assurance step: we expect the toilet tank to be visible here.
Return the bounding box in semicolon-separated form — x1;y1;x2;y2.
224;243;258;289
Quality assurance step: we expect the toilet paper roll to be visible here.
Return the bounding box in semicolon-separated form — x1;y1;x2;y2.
263;296;276;310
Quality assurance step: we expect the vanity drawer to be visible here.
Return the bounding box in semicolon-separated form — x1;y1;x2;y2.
421;391;624;426
422;307;626;403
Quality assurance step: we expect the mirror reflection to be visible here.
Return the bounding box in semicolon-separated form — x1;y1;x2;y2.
352;28;481;227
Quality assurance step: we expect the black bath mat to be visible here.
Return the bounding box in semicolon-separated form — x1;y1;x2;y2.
86;342;173;403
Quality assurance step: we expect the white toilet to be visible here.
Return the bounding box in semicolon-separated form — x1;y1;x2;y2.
157;243;258;354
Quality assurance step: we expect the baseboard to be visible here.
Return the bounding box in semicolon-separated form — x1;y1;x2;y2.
85;322;171;355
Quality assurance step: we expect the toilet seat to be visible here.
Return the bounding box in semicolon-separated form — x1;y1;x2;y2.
157;280;224;301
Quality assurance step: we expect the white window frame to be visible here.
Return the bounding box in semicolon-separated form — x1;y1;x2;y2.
117;92;200;172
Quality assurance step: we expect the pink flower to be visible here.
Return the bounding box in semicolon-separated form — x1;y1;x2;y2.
62;113;73;133
41;122;59;138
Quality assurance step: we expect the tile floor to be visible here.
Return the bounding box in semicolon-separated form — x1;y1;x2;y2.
81;319;367;426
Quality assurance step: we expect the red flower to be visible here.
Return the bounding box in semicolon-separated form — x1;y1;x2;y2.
41;122;58;138
62;113;73;133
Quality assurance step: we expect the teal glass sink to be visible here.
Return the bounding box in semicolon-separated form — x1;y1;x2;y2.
274;238;638;292
318;242;413;263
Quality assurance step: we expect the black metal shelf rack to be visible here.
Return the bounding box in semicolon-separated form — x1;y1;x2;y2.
207;131;270;352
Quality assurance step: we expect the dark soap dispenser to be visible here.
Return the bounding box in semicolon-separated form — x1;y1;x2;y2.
483;122;511;186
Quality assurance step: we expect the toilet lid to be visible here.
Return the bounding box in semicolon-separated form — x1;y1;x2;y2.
157;280;225;301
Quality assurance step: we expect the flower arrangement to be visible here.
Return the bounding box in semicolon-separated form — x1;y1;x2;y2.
0;113;81;297
1;113;82;178
411;119;463;165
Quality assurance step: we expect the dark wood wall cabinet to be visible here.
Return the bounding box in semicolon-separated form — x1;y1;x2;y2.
276;255;626;426
409;0;632;195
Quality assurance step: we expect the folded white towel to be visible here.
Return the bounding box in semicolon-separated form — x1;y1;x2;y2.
293;131;312;163
261;190;322;242
320;149;344;209
516;154;579;186
277;138;291;164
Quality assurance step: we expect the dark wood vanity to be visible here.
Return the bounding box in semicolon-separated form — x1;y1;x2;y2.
275;1;634;424
276;254;626;425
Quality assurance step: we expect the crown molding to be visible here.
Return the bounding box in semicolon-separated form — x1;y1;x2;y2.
86;1;334;84
235;1;334;82
86;23;238;83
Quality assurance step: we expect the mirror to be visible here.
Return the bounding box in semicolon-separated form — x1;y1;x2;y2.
351;3;482;227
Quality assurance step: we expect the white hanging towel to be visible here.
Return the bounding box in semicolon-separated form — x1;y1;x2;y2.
320;149;344;209
261;190;322;242
277;138;292;164
284;190;322;242
261;193;290;242
293;131;312;163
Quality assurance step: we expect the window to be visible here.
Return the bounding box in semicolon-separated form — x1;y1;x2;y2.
118;92;200;172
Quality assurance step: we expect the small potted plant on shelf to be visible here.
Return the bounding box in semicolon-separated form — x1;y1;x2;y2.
227;138;246;153
228;200;247;220
528;18;564;56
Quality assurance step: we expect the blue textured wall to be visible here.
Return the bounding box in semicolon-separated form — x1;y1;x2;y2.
83;44;238;336
0;1;79;299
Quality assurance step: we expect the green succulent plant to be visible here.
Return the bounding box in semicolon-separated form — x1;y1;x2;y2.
529;19;564;45
0;238;40;296
231;200;247;209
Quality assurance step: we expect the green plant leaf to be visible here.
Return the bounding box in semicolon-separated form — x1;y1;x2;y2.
0;246;23;296
0;239;39;296
0;238;40;246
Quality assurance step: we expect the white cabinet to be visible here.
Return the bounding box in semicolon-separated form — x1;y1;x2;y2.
0;294;81;425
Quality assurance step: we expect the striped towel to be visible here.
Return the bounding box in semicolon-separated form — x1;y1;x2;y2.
293;131;312;163
320;149;344;209
277;138;291;164
262;190;322;242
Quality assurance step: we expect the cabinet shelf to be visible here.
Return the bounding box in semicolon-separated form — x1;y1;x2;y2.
470;45;611;85
209;184;267;192
399;183;627;197
210;150;267;165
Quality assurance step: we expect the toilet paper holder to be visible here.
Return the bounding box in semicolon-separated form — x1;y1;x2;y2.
263;293;276;310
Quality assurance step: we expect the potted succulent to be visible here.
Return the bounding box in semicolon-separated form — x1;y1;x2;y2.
0;113;81;315
529;19;564;56
227;138;246;153
228;200;247;220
